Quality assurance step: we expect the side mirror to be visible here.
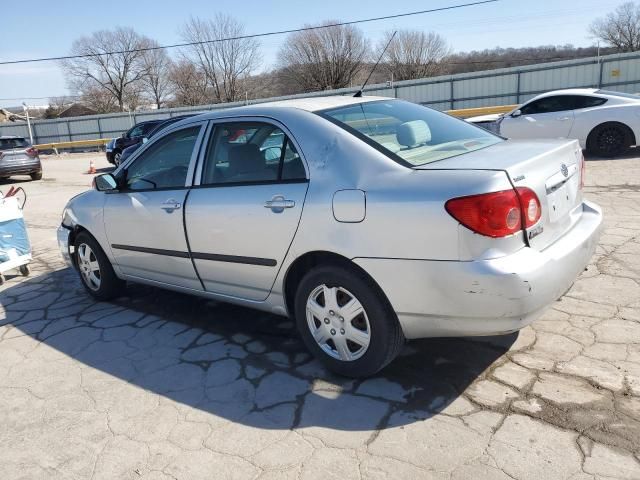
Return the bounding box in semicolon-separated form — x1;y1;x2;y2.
94;173;118;192
121;132;127;138
511;109;522;118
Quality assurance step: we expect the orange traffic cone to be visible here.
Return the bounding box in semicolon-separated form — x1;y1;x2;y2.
87;159;96;174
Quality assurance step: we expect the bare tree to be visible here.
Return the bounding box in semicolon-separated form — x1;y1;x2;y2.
62;27;151;112
180;14;260;103
142;42;173;108
167;60;211;106
78;85;119;113
590;2;640;52
379;30;450;81
278;21;369;91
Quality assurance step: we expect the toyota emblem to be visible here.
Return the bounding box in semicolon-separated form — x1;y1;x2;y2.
561;163;569;177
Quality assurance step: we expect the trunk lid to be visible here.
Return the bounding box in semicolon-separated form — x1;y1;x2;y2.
416;139;584;250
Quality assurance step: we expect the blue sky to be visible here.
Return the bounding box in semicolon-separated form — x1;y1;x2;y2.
0;0;627;106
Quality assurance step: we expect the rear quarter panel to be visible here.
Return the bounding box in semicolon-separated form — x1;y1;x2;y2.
572;103;640;147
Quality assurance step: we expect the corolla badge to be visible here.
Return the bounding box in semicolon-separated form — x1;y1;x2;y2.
561;163;569;177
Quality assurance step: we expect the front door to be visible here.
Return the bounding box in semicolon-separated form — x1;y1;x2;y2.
500;95;576;140
185;120;309;301
104;123;206;290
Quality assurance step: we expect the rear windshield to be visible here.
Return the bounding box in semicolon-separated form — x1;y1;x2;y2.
0;138;29;151
319;100;502;166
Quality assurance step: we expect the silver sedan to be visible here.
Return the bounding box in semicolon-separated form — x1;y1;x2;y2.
57;96;602;377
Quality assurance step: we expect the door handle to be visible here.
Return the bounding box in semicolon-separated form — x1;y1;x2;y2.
558;117;571;121
161;199;182;212
264;196;295;213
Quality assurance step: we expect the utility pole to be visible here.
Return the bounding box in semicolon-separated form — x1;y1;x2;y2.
22;102;33;145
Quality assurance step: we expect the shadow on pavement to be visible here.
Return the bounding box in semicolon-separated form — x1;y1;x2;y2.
0;266;515;432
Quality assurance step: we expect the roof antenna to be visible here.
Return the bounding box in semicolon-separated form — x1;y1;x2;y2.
354;30;397;98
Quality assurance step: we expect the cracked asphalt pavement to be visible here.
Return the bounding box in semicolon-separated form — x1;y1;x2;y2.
0;152;639;479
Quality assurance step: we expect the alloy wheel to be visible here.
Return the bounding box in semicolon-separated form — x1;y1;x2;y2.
114;152;121;167
77;243;101;291
597;126;624;156
305;284;371;361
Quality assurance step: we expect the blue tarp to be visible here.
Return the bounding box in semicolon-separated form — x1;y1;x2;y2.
0;217;31;262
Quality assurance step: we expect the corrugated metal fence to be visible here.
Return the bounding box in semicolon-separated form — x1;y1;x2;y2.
2;50;639;145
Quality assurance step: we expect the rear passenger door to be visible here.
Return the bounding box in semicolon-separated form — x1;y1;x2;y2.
185;119;308;301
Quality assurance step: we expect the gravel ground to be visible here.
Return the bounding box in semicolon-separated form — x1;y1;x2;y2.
0;151;639;480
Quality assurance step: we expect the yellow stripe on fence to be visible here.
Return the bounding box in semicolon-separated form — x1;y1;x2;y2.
446;105;517;118
34;138;112;150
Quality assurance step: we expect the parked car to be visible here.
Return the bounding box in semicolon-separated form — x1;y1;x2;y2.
58;96;602;377
0;136;42;181
106;119;165;166
466;89;640;157
119;115;197;165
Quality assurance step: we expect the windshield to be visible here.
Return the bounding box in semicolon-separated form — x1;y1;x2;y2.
319;100;502;166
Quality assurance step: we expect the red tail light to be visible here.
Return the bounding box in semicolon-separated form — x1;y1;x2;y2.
25;147;38;158
446;187;541;238
515;187;541;228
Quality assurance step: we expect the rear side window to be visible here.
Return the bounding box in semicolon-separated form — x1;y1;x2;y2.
572;96;607;109
201;122;306;185
0;138;29;150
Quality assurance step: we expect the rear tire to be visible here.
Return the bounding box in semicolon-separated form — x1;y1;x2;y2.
30;172;42;181
19;265;30;276
294;263;404;377
74;231;123;301
587;122;633;158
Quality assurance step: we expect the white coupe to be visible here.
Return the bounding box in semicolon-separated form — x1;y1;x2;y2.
467;89;640;157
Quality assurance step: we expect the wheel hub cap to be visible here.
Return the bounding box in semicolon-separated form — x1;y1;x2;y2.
305;285;371;361
77;243;101;291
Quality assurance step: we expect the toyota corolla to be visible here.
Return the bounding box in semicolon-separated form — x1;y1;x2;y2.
57;96;602;377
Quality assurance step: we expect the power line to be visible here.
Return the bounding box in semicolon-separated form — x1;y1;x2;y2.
0;0;498;66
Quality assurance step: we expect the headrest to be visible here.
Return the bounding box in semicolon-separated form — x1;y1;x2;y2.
228;144;262;175
396;120;431;147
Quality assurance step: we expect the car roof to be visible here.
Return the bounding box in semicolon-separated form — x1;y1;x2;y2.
530;88;600;100
0;135;25;140
186;95;391;123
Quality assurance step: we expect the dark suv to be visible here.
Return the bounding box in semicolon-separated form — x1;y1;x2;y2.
0;136;42;181
106;120;164;166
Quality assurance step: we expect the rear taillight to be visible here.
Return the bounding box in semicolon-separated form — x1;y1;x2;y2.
515;187;541;228
25;147;38;158
446;187;541;238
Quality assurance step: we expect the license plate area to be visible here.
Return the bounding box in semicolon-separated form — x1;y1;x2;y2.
547;179;577;223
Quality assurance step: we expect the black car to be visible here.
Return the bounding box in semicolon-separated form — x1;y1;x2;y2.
106;119;165;166
118;115;196;165
0;136;42;181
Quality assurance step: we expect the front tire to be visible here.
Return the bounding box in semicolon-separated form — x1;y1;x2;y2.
294;264;404;377
74;231;123;301
113;151;122;167
587;122;633;157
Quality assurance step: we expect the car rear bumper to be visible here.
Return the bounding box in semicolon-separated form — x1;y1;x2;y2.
0;159;41;176
354;199;603;339
57;225;75;269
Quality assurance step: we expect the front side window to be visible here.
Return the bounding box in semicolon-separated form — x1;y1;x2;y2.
124;126;200;190
201;122;306;185
128;125;144;138
320;100;502;166
520;96;576;115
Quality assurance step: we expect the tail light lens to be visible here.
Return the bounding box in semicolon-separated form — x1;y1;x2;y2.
515;187;541;228
25;147;38;158
446;187;541;238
